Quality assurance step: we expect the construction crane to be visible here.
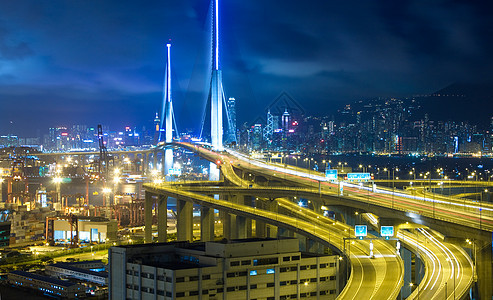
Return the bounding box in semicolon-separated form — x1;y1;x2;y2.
97;124;110;181
45;214;79;248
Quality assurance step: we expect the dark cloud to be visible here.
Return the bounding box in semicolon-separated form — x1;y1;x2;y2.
0;0;492;136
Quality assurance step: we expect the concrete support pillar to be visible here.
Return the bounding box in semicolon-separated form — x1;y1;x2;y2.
242;196;253;238
144;192;153;243
236;216;247;239
220;210;231;240
476;238;493;300
152;152;157;171
328;206;358;226
157;195;167;243
297;233;307;252
143;153;148;174
228;195;248;239
255;220;266;238
161;150;165;175
414;251;424;286
177;199;193;242
307;238;318;253
200;206;214;242
278;227;294;238
312;202;322;215
254;198;266;238
401;247;412;298
246;219;253;238
266;199;278;238
229;197;238;240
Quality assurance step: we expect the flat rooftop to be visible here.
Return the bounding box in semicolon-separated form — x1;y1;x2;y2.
49;263;108;278
9;270;79;288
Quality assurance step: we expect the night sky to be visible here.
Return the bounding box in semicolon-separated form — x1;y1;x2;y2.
1;0;492;136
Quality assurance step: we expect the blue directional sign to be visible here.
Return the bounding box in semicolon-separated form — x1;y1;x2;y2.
325;169;338;180
381;226;394;237
355;225;367;237
168;168;182;176
347;173;371;181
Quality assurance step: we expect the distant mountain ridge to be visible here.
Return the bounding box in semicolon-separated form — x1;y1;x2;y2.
414;81;493;128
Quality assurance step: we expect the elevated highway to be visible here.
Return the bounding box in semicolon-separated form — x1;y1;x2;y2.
166;142;485;298
171;183;475;300
144;182;404;300
35;142;485;298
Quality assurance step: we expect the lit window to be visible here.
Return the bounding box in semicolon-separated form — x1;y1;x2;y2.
249;270;257;276
266;268;275;274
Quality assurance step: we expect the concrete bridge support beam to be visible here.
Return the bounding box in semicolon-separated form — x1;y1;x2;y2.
327;206;362;227
143;153;148;174
307;239;320;253
415;251;424;286
144;192;153;243
476;238;493;300
177;199;193;242
255;219;266;238
254;198;267;238
311;201;323;215
200;206;214;242
236;216;247;239
266;199;278;238
297;233;307;252
241;196;253;238
233;195;252;239
229;196;238;239
152;152;157;171
157;195;167;243
220;211;231;240
400;247;412;298
278;227;294;238
161;150;165;175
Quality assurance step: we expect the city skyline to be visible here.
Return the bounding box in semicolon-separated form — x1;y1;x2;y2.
1;1;493;136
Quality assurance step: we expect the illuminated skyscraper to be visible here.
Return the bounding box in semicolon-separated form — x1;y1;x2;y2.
282;109;291;148
153;112;160;144
263;110;274;145
226;97;237;144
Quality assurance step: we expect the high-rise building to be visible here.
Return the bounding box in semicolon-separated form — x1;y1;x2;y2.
252;124;263;149
153;112;160;144
109;238;339;300
328;121;335;135
263;110;274;146
226;97;237;144
282;109;291;148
